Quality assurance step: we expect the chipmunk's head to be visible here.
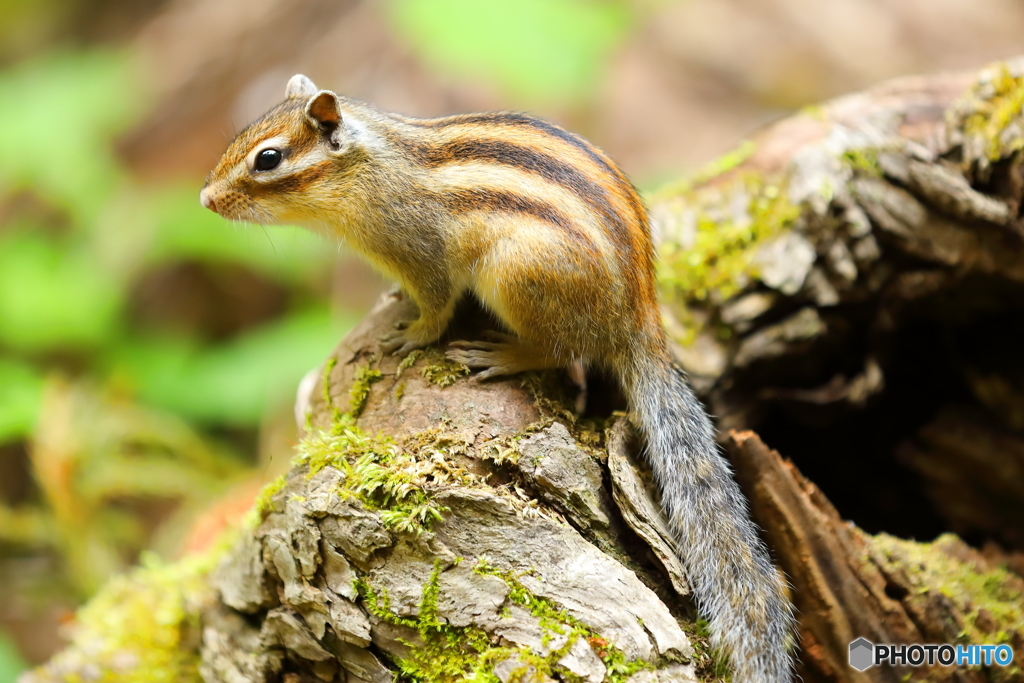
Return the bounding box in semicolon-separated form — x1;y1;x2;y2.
200;74;368;224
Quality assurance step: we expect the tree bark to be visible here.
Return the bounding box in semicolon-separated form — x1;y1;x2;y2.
25;58;1024;683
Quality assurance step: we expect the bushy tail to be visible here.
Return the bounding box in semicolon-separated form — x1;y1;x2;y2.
620;351;795;683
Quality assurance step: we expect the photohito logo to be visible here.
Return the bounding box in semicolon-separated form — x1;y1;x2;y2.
849;638;874;671
849;638;1015;671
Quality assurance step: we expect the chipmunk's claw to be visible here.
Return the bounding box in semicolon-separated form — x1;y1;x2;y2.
380;321;428;355
446;340;518;381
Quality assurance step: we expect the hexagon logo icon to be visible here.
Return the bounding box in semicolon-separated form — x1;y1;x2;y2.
849;638;874;671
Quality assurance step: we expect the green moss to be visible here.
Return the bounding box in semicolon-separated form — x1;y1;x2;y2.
293;421;492;536
355;459;448;534
397;349;425;377
321;357;343;424
962;63;1024;162
395;348;469;388
656;173;800;308
871;533;1024;655
27;552;215;683
421;349;470;387
250;474;288;521
318;358;382;422
841;148;882;177
354;559;656;683
357;566;503;683
654;140;757;198
349;364;383;416
473;560;654;683
685;619;731;682
297;414;387;472
479;432;523;466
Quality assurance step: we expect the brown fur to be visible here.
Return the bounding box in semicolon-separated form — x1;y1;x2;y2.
201;88;659;363
200;77;794;683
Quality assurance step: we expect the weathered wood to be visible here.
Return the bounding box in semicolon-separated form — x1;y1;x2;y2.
727;431;1024;683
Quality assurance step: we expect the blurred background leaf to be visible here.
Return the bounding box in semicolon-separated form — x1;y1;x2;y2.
0;52;134;224
0;359;43;443
0;630;27;683
390;0;631;106
106;306;356;425
0;231;123;351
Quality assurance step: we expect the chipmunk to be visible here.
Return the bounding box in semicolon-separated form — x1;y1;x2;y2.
201;74;795;682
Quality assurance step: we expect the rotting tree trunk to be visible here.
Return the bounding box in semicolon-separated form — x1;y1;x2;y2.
727;431;1024;683
199;295;702;683
649;57;1024;682
23;60;1024;683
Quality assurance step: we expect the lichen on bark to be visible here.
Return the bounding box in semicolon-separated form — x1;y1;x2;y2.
20;552;216;683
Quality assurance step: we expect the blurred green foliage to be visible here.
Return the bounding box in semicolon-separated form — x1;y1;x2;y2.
0;48;352;664
108;307;350;424
0;52;134;222
390;0;632;107
0;230;123;351
0;52;348;439
0;631;26;683
0;359;43;443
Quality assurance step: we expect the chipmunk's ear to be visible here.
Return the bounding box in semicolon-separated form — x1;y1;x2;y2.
305;90;345;150
285;74;318;99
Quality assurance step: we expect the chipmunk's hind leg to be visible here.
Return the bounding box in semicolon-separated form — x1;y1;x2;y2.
380;289;459;355
447;332;563;381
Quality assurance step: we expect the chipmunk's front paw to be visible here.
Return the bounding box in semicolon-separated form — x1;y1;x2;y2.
380;320;436;355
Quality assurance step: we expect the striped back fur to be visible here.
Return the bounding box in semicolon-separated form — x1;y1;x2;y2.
203;86;665;355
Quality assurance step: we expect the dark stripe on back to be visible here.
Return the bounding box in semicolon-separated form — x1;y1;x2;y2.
406;111;618;178
436;188;594;247
392;134;639;260
396;111;652;268
402;136;609;206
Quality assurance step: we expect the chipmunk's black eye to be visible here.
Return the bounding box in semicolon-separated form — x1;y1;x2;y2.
255;148;282;171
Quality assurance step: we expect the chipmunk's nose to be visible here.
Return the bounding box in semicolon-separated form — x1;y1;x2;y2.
199;188;218;213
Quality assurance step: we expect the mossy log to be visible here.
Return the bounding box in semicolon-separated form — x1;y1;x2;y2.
728;432;1023;683
23;59;1024;683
